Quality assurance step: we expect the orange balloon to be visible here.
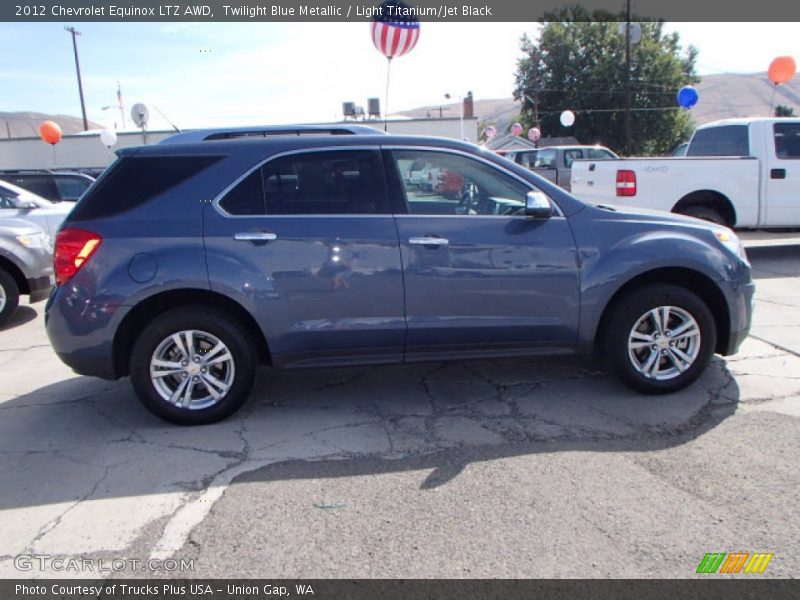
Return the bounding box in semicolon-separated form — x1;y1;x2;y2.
768;56;796;85
39;120;62;145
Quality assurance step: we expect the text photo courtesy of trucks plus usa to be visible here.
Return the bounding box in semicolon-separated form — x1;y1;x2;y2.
1;4;800;596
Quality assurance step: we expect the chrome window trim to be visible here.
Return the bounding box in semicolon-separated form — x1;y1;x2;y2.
211;143;564;219
393;213;566;221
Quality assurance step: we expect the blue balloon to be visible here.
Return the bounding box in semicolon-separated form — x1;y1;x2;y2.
677;85;699;109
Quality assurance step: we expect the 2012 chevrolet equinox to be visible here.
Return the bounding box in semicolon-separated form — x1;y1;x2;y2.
45;125;754;424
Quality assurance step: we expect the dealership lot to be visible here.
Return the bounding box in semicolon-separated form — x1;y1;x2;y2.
0;240;799;578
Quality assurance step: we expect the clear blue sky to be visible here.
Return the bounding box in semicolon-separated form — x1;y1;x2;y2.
1;22;798;130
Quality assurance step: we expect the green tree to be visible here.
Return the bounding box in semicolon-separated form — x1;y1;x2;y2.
775;104;796;117
514;9;699;156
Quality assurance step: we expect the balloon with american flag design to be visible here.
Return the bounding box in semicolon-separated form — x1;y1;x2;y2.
371;0;420;59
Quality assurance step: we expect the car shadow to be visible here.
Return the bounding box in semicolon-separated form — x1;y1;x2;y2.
748;245;800;279
0;354;739;511
0;305;37;330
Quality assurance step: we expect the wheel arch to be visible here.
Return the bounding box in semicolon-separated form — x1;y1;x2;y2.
594;267;731;356
0;256;29;295
672;190;737;227
112;288;271;377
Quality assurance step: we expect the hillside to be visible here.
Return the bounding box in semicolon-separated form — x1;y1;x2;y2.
0;111;102;138
396;72;800;133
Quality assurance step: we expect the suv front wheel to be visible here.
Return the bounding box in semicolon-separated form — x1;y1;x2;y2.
130;307;257;424
604;284;717;394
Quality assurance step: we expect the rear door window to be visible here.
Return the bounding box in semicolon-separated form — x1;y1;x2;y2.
587;148;615;160
773;123;800;159
687;125;750;156
515;151;537;168
563;149;584;168
54;175;92;199
534;149;557;169
8;175;58;200
219;150;389;216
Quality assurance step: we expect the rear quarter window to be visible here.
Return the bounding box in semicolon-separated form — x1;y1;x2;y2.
69;155;222;220
687;125;750;157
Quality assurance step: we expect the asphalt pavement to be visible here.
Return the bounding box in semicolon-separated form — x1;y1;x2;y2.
0;241;798;579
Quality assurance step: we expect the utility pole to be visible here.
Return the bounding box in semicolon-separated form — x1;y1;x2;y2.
117;81;126;129
64;26;89;131
624;0;632;155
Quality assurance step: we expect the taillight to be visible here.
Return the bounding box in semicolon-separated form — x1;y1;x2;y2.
616;170;637;197
54;228;102;286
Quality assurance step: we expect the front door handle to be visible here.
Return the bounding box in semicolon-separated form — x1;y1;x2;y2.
771;168;786;179
409;236;449;247
234;231;278;242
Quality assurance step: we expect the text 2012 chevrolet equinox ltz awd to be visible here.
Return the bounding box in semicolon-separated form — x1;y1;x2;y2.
45;125;755;425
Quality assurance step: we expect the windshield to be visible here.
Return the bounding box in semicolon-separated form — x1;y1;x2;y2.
0;179;53;208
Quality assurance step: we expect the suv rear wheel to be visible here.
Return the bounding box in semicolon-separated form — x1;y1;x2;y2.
130;307;257;424
0;268;20;328
604;284;717;394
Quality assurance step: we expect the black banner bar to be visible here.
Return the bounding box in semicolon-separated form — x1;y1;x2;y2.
2;579;799;600
3;0;800;22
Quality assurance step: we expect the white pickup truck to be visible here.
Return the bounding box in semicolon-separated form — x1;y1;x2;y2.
570;118;800;228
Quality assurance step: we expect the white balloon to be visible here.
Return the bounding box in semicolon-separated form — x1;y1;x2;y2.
100;129;118;147
560;110;576;127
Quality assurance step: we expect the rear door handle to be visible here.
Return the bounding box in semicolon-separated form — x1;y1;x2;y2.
771;168;786;179
409;236;449;247
234;231;277;241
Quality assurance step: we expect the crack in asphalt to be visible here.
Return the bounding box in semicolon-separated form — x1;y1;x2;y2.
23;465;112;554
0;343;52;353
749;334;800;359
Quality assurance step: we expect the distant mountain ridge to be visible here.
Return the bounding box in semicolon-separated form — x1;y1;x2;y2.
0;111;102;139
396;72;800;134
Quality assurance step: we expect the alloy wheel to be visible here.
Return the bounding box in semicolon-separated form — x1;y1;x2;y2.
627;306;701;381
149;330;236;410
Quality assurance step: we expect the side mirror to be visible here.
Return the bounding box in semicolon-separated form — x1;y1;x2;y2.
525;191;553;219
18;201;38;210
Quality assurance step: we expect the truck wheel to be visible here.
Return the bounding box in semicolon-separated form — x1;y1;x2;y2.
0;268;20;329
678;205;727;226
604;284;716;394
129;307;257;425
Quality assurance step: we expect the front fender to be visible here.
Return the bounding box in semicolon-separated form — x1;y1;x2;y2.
574;225;738;347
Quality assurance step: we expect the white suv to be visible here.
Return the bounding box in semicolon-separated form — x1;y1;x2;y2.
0;179;73;239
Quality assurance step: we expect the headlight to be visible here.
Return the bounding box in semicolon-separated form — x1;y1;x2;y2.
714;229;748;264
16;232;50;250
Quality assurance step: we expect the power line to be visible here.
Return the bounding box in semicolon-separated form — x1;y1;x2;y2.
536;106;684;115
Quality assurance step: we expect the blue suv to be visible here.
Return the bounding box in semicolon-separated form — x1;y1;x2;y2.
45;125;754;424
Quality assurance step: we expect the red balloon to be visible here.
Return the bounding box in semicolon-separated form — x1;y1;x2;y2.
768;56;796;85
39;121;62;145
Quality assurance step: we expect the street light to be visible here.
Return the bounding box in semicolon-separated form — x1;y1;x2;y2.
445;92;465;141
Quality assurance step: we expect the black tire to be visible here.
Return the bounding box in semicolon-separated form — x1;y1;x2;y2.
603;284;717;394
0;268;20;329
129;307;257;425
678;205;728;226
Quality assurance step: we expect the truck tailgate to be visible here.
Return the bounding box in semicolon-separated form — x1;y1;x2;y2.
570;157;761;226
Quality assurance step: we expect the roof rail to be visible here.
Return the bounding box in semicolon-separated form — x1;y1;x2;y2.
0;169;55;174
159;124;385;145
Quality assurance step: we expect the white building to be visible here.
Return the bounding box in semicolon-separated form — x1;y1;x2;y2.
0;117;479;171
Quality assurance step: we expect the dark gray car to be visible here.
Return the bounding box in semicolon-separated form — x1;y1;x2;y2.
45;126;754;424
0;218;53;327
